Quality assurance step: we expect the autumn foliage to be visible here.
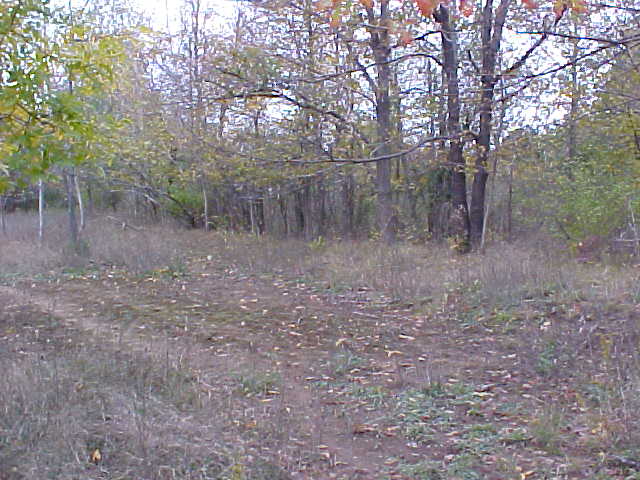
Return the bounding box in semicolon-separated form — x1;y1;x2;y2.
322;0;587;25
410;0;587;18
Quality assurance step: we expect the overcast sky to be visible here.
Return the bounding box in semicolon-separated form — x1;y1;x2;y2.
136;0;238;32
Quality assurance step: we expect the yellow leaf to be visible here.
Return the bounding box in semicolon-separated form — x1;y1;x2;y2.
90;449;101;463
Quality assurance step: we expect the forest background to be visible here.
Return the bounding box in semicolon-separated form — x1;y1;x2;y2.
1;0;639;255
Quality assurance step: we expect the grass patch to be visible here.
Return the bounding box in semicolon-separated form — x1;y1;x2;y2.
0;211;190;276
233;369;281;397
0;346;233;479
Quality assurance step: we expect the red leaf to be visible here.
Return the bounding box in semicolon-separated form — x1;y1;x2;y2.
359;0;374;8
522;0;537;9
399;30;413;46
553;1;567;19
416;0;439;17
460;0;473;16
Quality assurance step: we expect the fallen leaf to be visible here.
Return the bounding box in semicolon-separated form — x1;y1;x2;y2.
90;449;101;463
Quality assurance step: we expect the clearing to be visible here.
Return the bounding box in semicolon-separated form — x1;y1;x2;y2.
1;234;639;479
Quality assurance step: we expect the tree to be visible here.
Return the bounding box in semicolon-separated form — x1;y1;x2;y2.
0;0;123;191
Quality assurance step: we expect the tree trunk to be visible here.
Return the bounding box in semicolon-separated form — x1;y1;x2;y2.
38;180;44;243
469;0;511;248
256;197;265;235
342;172;355;238
202;179;209;231
0;195;6;235
278;195;289;236
294;189;305;236
65;168;80;251
74;170;85;231
507;161;513;241
366;0;396;243
302;180;313;241
436;4;471;252
249;199;257;235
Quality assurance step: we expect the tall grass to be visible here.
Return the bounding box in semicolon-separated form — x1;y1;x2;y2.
214;232;639;307
0;211;192;275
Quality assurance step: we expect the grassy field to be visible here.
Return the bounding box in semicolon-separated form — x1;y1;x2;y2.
1;212;640;479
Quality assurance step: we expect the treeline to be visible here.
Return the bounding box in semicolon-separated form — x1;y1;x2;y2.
1;0;639;255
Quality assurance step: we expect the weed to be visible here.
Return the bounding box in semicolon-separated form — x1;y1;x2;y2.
528;407;567;454
330;352;365;376
393;384;463;444
536;339;560;376
393;459;444;479
234;370;281;397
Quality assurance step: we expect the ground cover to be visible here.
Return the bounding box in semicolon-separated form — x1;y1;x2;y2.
1;227;639;479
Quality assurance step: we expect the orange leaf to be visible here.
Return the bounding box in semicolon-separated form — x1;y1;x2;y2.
460;0;473;16
399;30;413;46
330;11;341;28
315;0;332;11
359;0;374;8
522;0;537;9
571;0;587;13
416;0;439;17
553;0;567;19
90;449;102;464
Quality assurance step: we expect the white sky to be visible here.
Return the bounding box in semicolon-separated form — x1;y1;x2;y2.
135;0;238;33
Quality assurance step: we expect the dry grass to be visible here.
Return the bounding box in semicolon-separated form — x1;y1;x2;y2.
213;233;640;463
214;232;639;308
0;347;233;479
2;225;640;478
0;296;293;480
0;211;193;275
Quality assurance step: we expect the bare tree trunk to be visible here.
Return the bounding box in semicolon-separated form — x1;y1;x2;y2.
74;170;85;231
567;29;579;177
365;0;396;243
469;0;511;248
0;195;6;235
249;199;256;235
256;198;265;235
38;180;45;244
278;195;289;236
481;75;508;249
507;161;513;241
65;168;79;251
436;4;471;251
342;172;355;238
202;179;209;231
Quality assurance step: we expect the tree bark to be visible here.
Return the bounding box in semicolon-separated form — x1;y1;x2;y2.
469;0;512;248
65;168;79;251
202;178;209;231
342;172;355;238
436;4;471;251
278;195;289;236
0;195;6;235
366;0;396;243
74;170;85;231
38;180;44;243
